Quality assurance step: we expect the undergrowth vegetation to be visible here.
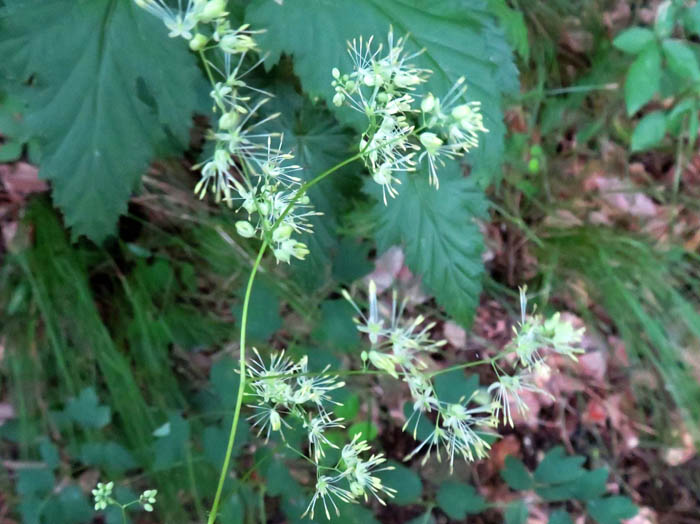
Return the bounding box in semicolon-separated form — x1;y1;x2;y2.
1;0;699;523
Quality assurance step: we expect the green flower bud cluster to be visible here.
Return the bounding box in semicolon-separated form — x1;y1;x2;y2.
92;481;158;515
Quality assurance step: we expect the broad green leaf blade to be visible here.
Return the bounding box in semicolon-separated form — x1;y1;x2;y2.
152;412;190;470
625;44;661;115
434;370;479;404
662;39;700;82
569;467;609;500
376;461;423;505
534;446;586;485
501;455;534;490
587;496;638;524
436;481;487;520
631;111;666;152
246;0;518;178
368;161;488;326
64;387;111;429
612;28;655;54
504;500;529;524
548;509;574;524
0;0;205;241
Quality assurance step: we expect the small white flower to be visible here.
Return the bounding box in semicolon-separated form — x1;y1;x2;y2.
139;489;158;512
302;475;355;520
305;415;345;461
488;373;553;427
91;481;114;511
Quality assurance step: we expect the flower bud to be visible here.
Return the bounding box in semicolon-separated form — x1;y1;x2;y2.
421;93;436;113
269;409;281;432
199;0;227;23
331;67;340;79
419;132;443;153
272;224;293;243
235;221;256;238
332;92;345;107
451;104;471;120
218;111;238;130
189;33;209;52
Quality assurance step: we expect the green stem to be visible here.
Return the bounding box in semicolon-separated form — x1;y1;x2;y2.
207;240;267;524
206;151;364;523
199;50;217;87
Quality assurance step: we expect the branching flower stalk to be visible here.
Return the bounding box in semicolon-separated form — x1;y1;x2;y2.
92;482;158;523
132;1;552;521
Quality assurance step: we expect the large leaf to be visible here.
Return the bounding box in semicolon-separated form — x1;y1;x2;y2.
367;160;488;326
0;0;205;241
246;0;518;178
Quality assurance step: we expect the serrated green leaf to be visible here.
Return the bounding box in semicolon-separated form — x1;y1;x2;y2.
436;481;486;520
246;0;518;178
0;0;205;241
486;0;530;61
501;455;534;490
331;237;373;284
662;39;700;81
534;446;586;485
376;461;423;505
368;161;488;326
631;111;666;152
505;500;529;524
587;496;638;524
548;509;573;524
311;300;360;353
612;28;655;54
625;44;661;115
65;387;111;429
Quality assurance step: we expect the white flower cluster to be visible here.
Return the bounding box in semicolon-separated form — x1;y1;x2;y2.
331;28;488;195
343;283;585;472
246;349;396;519
134;0;316;265
92;481;158;514
488;289;585;426
343;282;493;472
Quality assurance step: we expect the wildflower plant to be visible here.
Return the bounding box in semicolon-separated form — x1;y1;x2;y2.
92;481;158;523
128;1;581;521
